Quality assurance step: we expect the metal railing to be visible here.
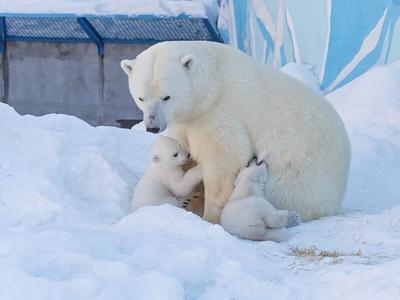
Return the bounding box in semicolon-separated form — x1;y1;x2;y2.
0;13;222;55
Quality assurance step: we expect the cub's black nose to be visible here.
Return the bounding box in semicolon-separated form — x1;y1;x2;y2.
146;127;160;134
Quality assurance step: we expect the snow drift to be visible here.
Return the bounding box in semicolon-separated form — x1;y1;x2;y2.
0;62;399;299
0;0;219;23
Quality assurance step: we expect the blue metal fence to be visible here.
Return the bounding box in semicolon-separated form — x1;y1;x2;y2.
0;13;222;55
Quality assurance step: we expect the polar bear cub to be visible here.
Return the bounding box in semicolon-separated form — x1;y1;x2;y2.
132;136;202;211
221;159;300;241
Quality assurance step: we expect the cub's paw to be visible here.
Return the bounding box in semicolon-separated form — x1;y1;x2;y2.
181;198;192;209
286;211;302;228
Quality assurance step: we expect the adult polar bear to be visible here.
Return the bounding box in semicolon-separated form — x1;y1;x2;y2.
121;41;351;224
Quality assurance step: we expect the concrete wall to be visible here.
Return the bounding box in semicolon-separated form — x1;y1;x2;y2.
0;53;5;103
103;44;146;127
0;41;149;127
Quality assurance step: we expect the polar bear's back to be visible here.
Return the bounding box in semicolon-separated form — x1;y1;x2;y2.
189;42;350;220
244;71;350;219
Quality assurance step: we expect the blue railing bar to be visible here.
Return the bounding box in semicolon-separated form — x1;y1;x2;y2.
77;17;104;55
0;14;221;50
101;38;201;44
0;13;207;21
0;13;78;18
0;17;5;53
6;36;91;43
5;36;203;45
202;18;223;42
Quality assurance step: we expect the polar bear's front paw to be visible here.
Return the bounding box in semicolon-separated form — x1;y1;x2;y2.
246;156;258;167
286;210;302;228
256;159;265;166
182;198;191;209
246;156;266;167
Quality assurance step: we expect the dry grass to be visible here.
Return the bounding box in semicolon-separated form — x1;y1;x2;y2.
289;246;362;260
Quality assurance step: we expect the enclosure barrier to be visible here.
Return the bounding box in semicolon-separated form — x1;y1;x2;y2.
0;14;221;127
0;13;222;54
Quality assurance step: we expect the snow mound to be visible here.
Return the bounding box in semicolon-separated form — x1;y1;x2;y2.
328;62;400;213
0;0;219;23
280;63;322;94
0;62;399;299
131;121;146;132
0;104;156;228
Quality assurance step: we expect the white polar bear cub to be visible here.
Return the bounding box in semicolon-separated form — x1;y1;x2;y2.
132;136;202;211
221;159;300;241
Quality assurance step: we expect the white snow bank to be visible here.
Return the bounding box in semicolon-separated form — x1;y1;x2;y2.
280;63;322;94
0;62;399;299
0;0;219;23
0;105;156;228
328;61;400;214
131;120;146;131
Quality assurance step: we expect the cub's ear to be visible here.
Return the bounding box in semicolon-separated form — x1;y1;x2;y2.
152;154;160;163
120;59;135;75
180;55;195;70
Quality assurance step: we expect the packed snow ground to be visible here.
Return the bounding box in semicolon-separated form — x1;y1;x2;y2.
1;62;400;299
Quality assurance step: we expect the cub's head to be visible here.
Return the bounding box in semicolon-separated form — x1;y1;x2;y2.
150;136;190;170
234;159;268;191
121;42;216;133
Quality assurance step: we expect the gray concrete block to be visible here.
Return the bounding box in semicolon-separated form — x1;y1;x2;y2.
102;43;149;127
0;53;6;103
4;41;149;127
7;42;102;125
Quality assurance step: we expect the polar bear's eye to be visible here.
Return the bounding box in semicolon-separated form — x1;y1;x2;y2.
162;96;170;101
138;97;144;102
173;153;178;157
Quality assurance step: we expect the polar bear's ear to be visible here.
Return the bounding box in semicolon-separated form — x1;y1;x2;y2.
152;154;160;163
180;55;194;70
121;59;135;75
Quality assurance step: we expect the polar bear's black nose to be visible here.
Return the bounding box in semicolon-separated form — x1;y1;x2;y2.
146;127;160;134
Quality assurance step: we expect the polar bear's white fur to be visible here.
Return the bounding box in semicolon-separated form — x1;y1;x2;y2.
121;41;351;223
221;160;291;241
131;136;202;211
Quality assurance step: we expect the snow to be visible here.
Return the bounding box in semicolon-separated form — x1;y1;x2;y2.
328;61;400;214
0;62;400;299
280;63;322;94
0;0;219;23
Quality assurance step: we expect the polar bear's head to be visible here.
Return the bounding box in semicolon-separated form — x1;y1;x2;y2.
150;136;190;170
121;42;217;133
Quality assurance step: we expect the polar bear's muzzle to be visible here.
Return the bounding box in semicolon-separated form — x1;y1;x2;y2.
143;106;168;134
